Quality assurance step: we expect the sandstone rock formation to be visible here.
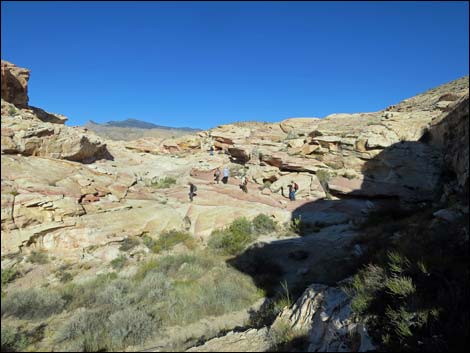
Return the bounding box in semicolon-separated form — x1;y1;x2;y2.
1;59;468;352
271;281;375;352
1;60;30;107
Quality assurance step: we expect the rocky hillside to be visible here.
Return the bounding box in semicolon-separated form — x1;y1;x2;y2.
84;119;201;141
1;60;468;352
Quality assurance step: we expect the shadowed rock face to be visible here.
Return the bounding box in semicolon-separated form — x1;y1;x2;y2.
1;60;30;108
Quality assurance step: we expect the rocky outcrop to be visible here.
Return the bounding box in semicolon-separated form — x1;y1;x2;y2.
271;282;375;352
429;95;469;194
1;100;110;162
1;60;30;107
186;328;271;352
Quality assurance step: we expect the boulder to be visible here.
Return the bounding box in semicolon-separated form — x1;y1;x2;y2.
1;101;111;163
280;117;320;134
1;60;30;107
271;281;375;352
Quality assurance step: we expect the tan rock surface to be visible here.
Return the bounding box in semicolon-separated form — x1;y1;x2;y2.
1;60;30;107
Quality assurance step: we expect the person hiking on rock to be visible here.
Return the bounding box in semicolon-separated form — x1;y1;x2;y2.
214;167;221;184
209;145;214;156
188;182;197;202
288;183;296;201
240;175;248;193
289;180;299;201
222;166;229;184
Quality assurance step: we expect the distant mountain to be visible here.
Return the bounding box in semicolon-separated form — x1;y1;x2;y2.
88;118;201;132
84;119;201;141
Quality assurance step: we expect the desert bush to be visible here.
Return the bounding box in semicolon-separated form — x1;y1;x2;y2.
150;230;193;254
142;234;157;249
110;254;128;270
269;319;298;348
107;308;156;347
208;228;252;255
151;177;176;189
95;279;132;308
348;211;470;351
1;267;19;287
1;325;30;352
57;308;111;352
59;272;118;310
8;106;17;116
133;272;172;303
290;216;303;234
208;217;256;255
57;271;74;283
119;237;140;252
230;217;253;236
27;250;49;264
1;288;65;319
253;214;277;234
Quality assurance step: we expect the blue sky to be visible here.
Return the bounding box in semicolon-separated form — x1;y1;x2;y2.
1;1;469;129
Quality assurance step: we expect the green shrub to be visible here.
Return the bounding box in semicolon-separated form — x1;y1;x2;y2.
107;308;156;347
119;237;140;252
27;250;49;264
253;214;277;234
110;254;128;270
1;267;18;287
290;216;303;234
229;217;253;236
10;190;19;197
58;273;118;310
8;106;17;116
208;228;253;255
56;308;111;351
1;288;65;319
1;325;30;352
150;230;193;254
151;177;177;189
57;271;74;283
142;234;156;249
348;209;470;351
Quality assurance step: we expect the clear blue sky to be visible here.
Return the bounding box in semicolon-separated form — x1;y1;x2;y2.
2;1;469;129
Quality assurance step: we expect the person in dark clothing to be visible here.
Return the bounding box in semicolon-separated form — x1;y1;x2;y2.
222;166;229;184
288;184;296;201
188;182;197;202
240;175;248;193
214;167;221;184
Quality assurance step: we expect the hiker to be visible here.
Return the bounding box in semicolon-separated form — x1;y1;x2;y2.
209;145;214;156
292;180;299;194
222;166;229;184
214;167;221;184
288;184;296;201
188;182;197;202
240;175;248;193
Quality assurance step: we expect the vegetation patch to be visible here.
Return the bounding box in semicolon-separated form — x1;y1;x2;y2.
110;254;128;270
348;206;469;351
1;288;65;319
1;325;30;352
151;176;177;189
0;251;263;352
148;230;195;254
208;217;255;255
119;236;140;252
27;250;50;264
252;214;277;234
